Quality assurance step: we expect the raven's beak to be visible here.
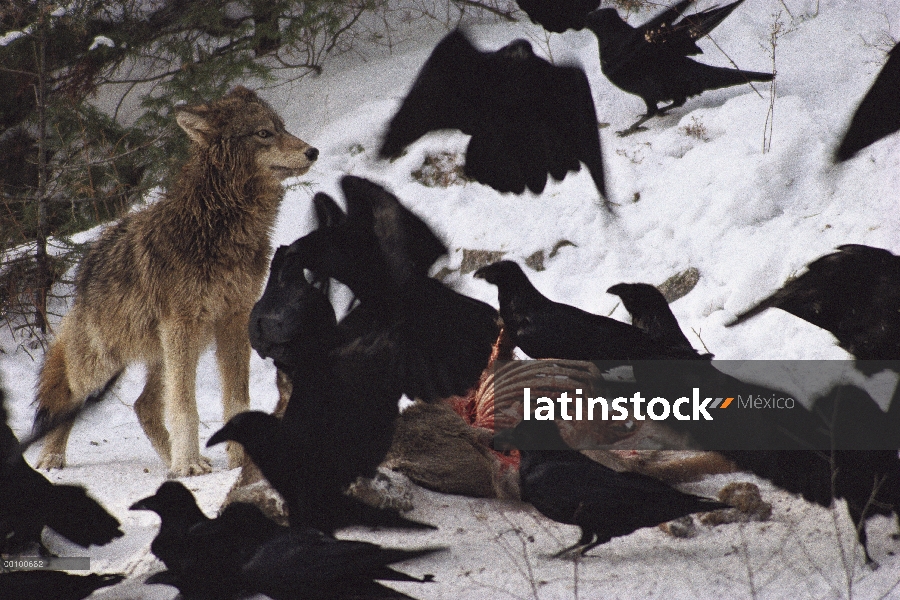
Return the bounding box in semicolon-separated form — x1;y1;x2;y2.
206;425;230;448
129;496;154;511
606;283;626;296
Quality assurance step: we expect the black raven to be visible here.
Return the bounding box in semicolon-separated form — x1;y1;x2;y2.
231;177;498;531
135;482;437;599
585;1;773;135
258;176;499;402
727;244;900;362
1;389;122;555
134;482;282;598
495;418;727;555
379;30;608;203
835;41;900;161
606;282;709;357
207;409;433;534
242;527;439;600
0;571;124;600
474;260;704;361
130;481;211;573
515;0;601;33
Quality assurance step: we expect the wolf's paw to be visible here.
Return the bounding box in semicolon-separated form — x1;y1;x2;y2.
167;455;213;478
35;452;66;470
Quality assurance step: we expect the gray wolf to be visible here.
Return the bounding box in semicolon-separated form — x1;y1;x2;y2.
35;86;317;477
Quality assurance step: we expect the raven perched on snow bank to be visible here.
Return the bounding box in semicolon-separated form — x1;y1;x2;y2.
585;0;772;135
380;30;608;204
606;282;708;357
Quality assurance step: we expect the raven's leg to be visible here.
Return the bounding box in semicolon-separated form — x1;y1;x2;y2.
658;95;688;115
552;530;595;558
580;532;613;555
617;99;659;136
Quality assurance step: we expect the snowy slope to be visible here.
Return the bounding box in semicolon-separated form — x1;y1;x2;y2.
3;0;900;598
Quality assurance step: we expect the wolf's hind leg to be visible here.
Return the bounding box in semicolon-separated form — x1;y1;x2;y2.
134;361;172;467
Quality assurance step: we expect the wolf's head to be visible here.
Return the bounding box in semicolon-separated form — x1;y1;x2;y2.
175;86;318;181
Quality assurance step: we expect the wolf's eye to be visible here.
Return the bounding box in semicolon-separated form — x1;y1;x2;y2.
256;129;272;139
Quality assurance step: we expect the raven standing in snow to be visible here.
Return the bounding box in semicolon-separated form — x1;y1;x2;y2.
380;30;608;205
130;481;212;574
585;0;773;135
133;482;437;599
495;418;727;556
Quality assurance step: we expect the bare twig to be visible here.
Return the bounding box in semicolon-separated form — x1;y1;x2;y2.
762;12;783;153
690;327;712;354
452;0;517;21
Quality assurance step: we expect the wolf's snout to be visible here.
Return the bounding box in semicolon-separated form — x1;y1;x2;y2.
305;147;319;161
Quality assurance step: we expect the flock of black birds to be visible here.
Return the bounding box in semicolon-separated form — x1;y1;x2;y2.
130;481;439;600
382;0;900;203
474;260;707;362
476;256;900;564
3;0;900;598
138;175;503;598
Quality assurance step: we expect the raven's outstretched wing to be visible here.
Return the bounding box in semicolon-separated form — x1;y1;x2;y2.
379;30;485;158
835;42;900;162
380;31;607;202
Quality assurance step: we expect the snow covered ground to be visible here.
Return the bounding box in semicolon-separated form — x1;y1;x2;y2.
4;0;900;597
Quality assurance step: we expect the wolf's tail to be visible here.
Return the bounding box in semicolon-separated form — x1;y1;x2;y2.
29;339;121;451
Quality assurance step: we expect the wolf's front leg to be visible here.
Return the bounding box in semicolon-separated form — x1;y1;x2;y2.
214;312;253;469
161;321;212;477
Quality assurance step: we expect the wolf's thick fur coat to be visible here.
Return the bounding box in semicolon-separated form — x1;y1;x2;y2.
35;87;317;476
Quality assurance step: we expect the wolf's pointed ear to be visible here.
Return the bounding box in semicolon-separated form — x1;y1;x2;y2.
175;105;215;146
228;85;259;103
